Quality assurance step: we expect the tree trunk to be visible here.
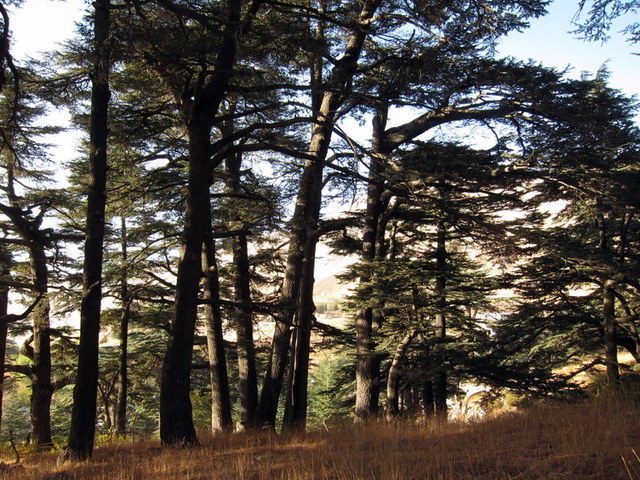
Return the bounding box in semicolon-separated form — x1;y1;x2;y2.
433;216;448;422
224;154;258;430
355;105;388;422
597;213;619;386
202;222;233;432
422;380;434;417
115;216;129;436
30;287;52;449
65;0;110;461
603;279;619;385
158;0;263;445
282;234;318;431
160;125;211;446
0;256;8;433
257;0;382;429
386;330;416;420
0;214;55;448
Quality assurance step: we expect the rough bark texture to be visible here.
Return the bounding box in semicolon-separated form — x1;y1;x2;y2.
202;223;233;432
65;0;110;461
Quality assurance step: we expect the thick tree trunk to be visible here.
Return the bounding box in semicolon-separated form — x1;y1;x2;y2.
65;0;110;462
202;224;233;433
257;0;381;428
115;216;129;436
160;125;211;446
355;106;388;422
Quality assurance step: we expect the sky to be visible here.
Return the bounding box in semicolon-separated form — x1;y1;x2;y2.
5;0;640;159
497;1;639;99
8;0;638;96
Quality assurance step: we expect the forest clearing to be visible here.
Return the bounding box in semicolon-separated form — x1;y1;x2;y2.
1;395;640;480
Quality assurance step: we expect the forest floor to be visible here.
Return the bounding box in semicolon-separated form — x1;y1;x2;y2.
1;395;639;480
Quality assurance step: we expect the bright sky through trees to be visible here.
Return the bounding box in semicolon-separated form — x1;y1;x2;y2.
8;0;639;100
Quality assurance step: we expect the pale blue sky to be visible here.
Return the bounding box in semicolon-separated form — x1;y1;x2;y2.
497;1;638;98
7;0;639;101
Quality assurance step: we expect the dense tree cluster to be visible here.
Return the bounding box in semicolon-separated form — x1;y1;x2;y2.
0;0;638;462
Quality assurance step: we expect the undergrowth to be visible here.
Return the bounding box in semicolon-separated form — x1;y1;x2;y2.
1;396;639;480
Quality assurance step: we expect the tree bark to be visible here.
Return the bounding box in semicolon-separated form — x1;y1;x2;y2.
355;105;388;422
202;223;233;433
224;154;258;430
158;0;263;445
603;279;619;385
282;233;318;431
433;214;448;422
0;254;8;434
597;213;619;386
160;125;210;446
114;216;129;436
386;330;416;420
65;0;110;461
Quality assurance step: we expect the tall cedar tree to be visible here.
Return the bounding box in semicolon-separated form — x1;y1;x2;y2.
64;0;110;461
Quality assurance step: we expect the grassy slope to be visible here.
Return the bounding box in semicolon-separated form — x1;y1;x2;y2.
2;396;639;480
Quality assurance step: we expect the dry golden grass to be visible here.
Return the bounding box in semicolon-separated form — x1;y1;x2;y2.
2;396;640;480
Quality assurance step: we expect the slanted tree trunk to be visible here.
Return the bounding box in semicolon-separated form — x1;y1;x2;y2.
386;330;417;420
202;223;233;433
258;0;382;429
64;0;110;461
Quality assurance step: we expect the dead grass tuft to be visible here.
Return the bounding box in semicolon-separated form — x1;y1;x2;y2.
2;397;639;479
